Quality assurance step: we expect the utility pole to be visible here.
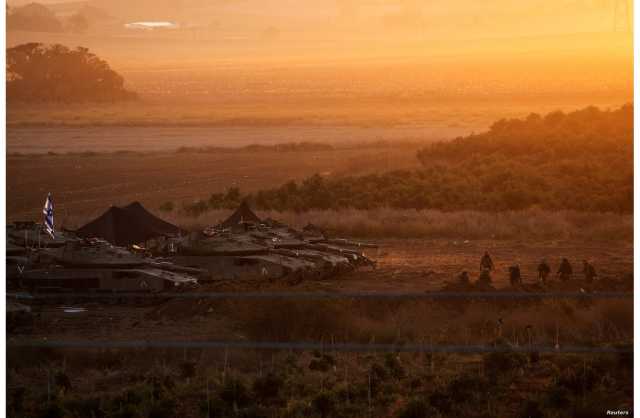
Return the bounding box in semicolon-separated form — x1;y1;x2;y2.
613;0;631;32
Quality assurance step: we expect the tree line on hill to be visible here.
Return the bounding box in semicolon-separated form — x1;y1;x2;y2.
7;43;137;102
181;104;633;215
6;2;110;34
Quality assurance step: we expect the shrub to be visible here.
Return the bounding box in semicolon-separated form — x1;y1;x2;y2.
483;350;527;382
179;361;197;380
311;391;336;418
368;362;389;397
544;385;571;409
556;364;599;394
63;397;104;418
236;300;350;342
8;387;26;414
182;200;209;217
384;353;405;379
397;397;437;418
38;402;67;418
281;399;312;418
517;400;545;418
158;202;174;212
110;404;142;418
614;344;633;370
219;378;252;409
428;390;453;414
147;399;177;418
529;351;540;364
54;371;72;393
253;373;284;401
309;353;336;373
446;373;489;405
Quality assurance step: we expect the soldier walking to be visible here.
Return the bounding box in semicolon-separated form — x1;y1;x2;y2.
557;258;573;281
582;260;597;283
509;265;522;287
480;251;495;272
458;271;470;285
537;260;551;284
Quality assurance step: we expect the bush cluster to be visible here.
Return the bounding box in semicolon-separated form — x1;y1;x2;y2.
182;105;632;214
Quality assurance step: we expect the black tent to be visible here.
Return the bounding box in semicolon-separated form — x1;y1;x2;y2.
77;202;182;246
220;201;261;228
122;202;182;234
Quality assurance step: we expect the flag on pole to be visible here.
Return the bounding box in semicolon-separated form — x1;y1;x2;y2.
42;193;54;238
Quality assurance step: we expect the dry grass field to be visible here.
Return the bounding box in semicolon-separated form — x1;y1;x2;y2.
170;208;633;241
7;232;633;416
8;98;619;129
7;237;633;416
6;125;447;154
9;265;634;344
9;236;633;337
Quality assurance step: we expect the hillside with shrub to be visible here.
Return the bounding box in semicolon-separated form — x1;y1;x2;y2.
183;105;631;214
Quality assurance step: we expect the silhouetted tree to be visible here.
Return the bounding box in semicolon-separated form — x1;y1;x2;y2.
7;43;138;102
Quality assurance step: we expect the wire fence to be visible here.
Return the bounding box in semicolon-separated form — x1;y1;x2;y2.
6;340;633;353
8;290;633;300
7;290;634;354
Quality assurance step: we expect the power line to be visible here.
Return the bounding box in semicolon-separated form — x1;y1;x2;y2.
613;0;631;32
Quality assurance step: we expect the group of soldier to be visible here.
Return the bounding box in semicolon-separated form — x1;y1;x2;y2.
457;251;598;287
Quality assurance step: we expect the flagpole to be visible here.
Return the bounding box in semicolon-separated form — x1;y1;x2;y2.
43;192;55;241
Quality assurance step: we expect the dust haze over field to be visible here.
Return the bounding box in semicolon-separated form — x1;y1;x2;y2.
6;1;633;151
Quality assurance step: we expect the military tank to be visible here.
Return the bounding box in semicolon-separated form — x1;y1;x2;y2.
7;223;202;294
154;202;377;283
8;201;375;291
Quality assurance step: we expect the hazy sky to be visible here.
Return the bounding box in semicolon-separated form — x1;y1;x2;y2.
9;0;633;39
7;0;632;103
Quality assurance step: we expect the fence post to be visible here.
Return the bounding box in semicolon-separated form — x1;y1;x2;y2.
429;335;434;374
367;368;372;418
344;357;349;404
47;368;51;405
206;377;210;418
223;346;228;384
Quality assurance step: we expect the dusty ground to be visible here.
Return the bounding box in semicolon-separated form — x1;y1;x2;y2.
8;239;633;344
320;238;633;292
